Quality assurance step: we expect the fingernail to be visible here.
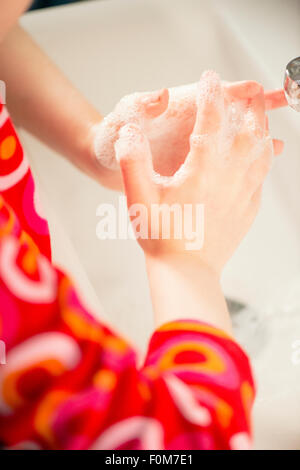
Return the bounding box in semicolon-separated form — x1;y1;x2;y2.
140;89;165;105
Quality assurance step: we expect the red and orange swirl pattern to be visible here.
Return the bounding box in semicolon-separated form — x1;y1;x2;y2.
0;104;255;450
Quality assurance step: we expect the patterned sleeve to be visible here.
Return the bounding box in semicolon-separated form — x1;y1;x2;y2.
0;103;255;450
0;216;255;450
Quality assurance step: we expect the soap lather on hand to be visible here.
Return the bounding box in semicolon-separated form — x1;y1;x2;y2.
93;74;286;176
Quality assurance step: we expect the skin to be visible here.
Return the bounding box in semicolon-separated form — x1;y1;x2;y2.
116;72;279;335
0;1;287;334
0;1;286;192
95;83;285;179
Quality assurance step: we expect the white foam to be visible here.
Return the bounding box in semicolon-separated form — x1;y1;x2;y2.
93;72;270;179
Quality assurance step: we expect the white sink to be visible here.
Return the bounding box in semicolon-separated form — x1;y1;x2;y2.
20;0;300;449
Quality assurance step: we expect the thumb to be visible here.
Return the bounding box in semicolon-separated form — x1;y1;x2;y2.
115;124;156;207
138;88;169;118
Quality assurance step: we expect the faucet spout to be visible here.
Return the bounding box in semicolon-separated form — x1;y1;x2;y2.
284;57;300;111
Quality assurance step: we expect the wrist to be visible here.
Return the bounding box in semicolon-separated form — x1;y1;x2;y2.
145;252;232;335
75;120;122;190
145;251;220;282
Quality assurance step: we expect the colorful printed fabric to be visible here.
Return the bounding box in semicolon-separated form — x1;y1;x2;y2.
0;105;255;450
0;103;51;259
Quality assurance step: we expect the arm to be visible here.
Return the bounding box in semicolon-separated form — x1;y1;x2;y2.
0;72;259;449
116;72;280;337
0;24;285;189
146;253;232;334
0;197;254;450
0;24;119;189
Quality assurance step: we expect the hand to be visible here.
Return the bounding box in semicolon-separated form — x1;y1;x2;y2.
94;78;285;181
115;71;279;276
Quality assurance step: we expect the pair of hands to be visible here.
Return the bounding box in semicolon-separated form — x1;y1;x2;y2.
94;71;285;277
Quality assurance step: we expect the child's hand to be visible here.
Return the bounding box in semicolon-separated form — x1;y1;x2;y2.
115;71;278;276
94;79;284;179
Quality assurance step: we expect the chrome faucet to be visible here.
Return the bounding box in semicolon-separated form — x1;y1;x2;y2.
284;57;300;111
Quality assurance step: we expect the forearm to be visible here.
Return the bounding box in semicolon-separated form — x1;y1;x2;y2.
146;253;233;335
0;24;119;188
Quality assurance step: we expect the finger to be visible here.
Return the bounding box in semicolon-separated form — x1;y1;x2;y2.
115;124;156;206
224;80;262;101
272;138;284;155
265;114;284;156
138;88;169;118
225;83;288;110
249;86;265;137
232;108;266;163
193;70;224;135
225;81;264;159
185;71;223;173
246;139;273;192
184;133;212;174
265;115;269;132
265;89;288;110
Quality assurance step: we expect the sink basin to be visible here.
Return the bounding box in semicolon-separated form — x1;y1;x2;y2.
20;0;300;449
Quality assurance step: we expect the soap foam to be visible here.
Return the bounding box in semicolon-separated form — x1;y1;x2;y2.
94;71;270;178
197;70;223;106
115;123;149;163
